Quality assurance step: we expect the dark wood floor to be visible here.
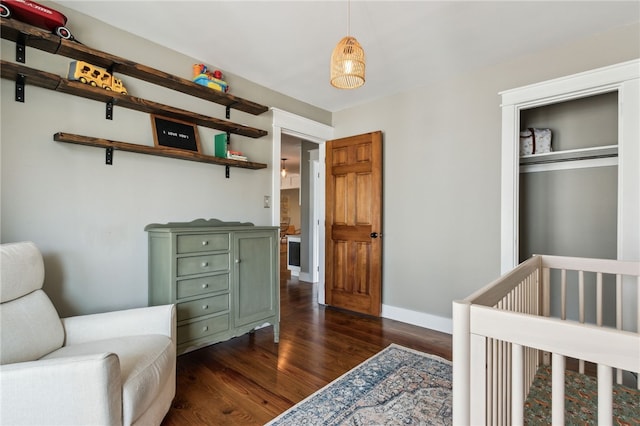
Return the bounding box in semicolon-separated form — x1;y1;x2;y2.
161;276;452;425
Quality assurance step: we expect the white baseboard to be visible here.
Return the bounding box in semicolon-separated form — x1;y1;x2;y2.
381;304;452;335
299;272;313;282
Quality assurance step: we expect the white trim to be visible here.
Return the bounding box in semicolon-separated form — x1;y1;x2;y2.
271;108;334;142
272;108;334;304
499;60;640;106
500;59;640;273
519;144;618;165
520;157;617;173
382;304;453;335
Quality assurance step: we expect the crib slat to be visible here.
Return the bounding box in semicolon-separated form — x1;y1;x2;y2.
598;364;613;426
579;270;585;323
511;344;524;426
616;274;622;330
596;272;603;326
552;353;565;426
579;270;585;374
561;269;567;320
490;338;496;425
616;274;623;385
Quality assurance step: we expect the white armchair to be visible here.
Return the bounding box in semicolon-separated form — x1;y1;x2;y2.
0;241;177;426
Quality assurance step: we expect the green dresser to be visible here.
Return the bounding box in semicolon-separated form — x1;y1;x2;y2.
145;219;279;355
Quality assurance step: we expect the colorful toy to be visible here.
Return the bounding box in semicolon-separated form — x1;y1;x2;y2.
68;61;128;95
0;0;74;40
192;64;229;93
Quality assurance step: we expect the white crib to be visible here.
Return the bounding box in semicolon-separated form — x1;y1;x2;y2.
452;255;640;425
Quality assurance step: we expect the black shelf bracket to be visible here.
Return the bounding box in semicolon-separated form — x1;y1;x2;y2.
106;100;113;120
225;132;231;178
16;32;26;63
15;73;25;102
226;105;231;119
105;147;113;165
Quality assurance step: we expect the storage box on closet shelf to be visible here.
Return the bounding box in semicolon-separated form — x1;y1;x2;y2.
519;128;552;156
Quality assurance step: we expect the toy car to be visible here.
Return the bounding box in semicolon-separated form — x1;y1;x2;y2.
68;61;128;95
0;0;73;39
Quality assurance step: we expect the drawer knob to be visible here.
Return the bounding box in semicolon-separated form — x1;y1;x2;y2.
202;305;209;310
203;326;209;332
202;283;209;289
201;262;209;267
202;240;208;246
235;259;240;264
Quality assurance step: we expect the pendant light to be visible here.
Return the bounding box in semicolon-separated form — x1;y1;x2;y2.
330;0;365;89
281;158;287;178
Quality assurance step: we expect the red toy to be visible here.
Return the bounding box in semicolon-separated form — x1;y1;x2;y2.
0;0;73;39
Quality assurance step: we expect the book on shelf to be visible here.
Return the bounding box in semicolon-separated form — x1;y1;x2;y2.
228;153;248;161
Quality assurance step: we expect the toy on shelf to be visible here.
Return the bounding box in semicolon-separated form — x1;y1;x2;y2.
0;0;75;40
193;64;229;93
68;60;128;95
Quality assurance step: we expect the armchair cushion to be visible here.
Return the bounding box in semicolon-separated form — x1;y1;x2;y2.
0;241;45;303
0;242;64;364
0;353;122;425
0;290;64;364
43;334;175;425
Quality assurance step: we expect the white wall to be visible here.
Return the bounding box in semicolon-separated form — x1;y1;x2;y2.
0;3;329;317
332;22;640;330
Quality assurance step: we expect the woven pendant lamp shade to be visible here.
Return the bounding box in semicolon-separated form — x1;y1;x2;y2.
330;36;365;89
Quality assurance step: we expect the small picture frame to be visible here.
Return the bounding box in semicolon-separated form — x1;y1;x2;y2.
151;114;201;153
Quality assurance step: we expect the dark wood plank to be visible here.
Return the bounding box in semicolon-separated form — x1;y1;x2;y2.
53;132;267;170
1;60;267;138
161;276;452;425
0;17;269;115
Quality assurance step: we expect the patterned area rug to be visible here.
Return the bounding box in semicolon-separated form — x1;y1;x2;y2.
524;365;640;425
266;344;452;425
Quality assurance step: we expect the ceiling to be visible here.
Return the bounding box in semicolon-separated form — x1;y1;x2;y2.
56;1;639;114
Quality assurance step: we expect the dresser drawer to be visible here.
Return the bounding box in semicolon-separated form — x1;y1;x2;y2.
177;314;229;344
176;274;229;299
177;253;229;277
177;294;229;322
177;233;230;254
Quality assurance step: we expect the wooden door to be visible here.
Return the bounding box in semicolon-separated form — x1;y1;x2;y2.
325;131;382;316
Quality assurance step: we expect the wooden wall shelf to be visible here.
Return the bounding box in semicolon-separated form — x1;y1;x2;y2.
54;132;268;170
1;61;267;138
1;17;269;115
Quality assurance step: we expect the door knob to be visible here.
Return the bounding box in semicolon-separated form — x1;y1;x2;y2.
370;232;379;238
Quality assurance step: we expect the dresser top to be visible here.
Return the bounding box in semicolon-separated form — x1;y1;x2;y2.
144;218;278;232
145;218;254;230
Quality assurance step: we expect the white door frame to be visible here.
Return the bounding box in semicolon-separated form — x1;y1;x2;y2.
271;108;334;304
500;59;639;273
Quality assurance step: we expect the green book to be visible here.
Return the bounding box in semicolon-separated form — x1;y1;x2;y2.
214;133;227;158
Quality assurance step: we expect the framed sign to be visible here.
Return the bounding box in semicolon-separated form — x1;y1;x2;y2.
151;114;201;153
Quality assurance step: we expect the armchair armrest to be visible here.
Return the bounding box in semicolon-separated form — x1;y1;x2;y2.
62;304;176;346
0;354;122;425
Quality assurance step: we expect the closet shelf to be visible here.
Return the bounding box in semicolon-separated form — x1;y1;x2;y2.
0;17;269;115
519;145;618;165
1;60;268;138
53;132;268;170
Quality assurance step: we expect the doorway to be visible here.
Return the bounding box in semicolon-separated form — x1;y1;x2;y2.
280;135;312;281
271;109;334;304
